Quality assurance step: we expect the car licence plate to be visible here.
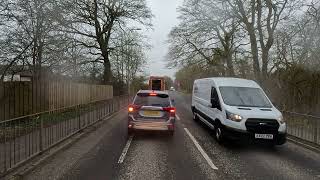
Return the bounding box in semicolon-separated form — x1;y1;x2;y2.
255;134;273;139
143;110;160;116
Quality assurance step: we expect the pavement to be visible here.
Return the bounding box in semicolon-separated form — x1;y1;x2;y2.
22;91;320;180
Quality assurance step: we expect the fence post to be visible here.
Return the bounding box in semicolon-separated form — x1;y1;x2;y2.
78;105;81;131
4;121;7;172
39;116;43;153
118;97;120;110
112;99;114;113
314;118;318;144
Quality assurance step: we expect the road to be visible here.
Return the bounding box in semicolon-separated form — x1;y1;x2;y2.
24;92;320;180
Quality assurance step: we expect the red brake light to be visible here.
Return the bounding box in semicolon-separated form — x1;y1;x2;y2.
128;104;141;112
128;107;134;112
149;93;157;96
163;107;176;117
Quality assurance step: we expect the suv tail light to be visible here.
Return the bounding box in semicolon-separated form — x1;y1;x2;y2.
163;107;176;117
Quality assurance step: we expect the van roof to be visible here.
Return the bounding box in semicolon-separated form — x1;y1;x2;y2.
197;77;260;88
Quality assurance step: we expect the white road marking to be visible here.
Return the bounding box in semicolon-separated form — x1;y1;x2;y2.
118;135;133;164
176;114;181;121
184;128;218;170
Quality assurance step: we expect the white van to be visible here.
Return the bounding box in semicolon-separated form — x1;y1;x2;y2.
191;77;286;145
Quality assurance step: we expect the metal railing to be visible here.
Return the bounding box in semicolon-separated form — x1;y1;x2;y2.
0;96;129;176
283;111;320;145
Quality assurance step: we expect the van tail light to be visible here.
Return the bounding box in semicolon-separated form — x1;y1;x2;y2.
163;107;176;117
128;104;141;112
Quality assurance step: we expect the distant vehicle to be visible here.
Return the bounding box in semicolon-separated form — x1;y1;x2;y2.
191;77;286;145
149;76;165;91
128;90;176;135
170;86;175;91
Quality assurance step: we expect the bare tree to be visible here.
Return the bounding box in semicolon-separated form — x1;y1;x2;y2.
271;1;320;71
0;0;73;80
167;0;244;76
226;0;297;81
111;28;148;93
60;0;152;84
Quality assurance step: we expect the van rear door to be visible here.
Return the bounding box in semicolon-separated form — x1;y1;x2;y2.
151;79;162;90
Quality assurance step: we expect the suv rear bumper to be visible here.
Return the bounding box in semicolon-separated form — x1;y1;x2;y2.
128;114;175;132
130;121;173;131
223;126;287;145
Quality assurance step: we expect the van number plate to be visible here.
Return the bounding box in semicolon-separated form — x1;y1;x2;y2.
255;134;273;139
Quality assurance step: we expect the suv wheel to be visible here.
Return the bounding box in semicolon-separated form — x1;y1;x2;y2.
128;129;134;136
168;130;174;136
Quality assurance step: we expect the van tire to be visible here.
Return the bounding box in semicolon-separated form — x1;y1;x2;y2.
192;110;199;121
214;123;224;144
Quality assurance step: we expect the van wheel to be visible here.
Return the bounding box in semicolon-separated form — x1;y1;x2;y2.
192;111;199;121
215;124;224;144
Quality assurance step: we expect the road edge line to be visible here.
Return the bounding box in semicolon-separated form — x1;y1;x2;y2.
118;135;133;164
184;128;218;170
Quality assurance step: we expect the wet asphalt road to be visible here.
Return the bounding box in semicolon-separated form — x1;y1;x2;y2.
26;92;320;180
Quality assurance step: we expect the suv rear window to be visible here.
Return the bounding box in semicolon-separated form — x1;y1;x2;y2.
134;93;170;107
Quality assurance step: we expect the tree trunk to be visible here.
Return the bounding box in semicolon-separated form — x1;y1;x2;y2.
225;51;235;76
248;27;261;82
96;31;112;84
261;49;269;80
103;54;112;84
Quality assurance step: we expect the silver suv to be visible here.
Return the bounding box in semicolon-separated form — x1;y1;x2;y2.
128;90;176;135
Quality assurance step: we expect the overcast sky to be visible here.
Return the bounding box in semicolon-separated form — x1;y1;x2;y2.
144;0;184;79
